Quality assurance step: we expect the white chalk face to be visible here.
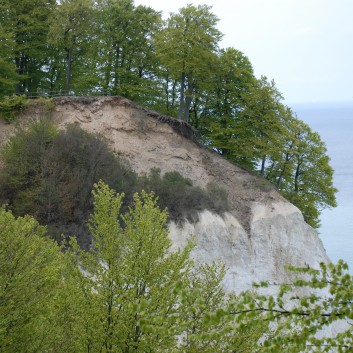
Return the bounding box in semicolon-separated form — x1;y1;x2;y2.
135;0;353;104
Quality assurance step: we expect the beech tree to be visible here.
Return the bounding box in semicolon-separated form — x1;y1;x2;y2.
48;0;94;94
155;5;222;122
265;114;337;228
68;183;192;351
201;48;256;159
0;0;56;94
67;181;264;352
235;76;286;173
0;59;22;97
0;208;66;352
234;261;353;352
94;0;161;100
285;122;337;227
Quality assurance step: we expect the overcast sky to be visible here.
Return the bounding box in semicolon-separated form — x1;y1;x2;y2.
135;0;353;104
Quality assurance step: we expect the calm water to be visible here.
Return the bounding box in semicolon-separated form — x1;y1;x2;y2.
292;102;353;271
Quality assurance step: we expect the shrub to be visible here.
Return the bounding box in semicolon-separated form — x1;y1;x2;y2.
0;94;28;122
141;168;229;223
0;121;138;248
0;96;55;123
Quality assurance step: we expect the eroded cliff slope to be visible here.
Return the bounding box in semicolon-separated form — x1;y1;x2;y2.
0;96;329;292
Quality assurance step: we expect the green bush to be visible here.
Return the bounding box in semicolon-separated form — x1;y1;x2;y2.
0;121;138;248
0;94;28;122
141;168;229;223
0;96;55;122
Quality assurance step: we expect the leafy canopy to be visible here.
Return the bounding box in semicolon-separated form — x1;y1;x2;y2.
0;181;351;352
0;183;263;352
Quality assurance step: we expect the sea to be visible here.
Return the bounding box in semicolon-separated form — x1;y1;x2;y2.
292;101;353;271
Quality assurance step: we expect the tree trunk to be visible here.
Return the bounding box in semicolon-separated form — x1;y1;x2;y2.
171;80;177;108
260;156;266;176
183;81;194;123
65;47;73;95
165;73;169;111
15;56;22;94
104;53;113;91
294;156;302;192
177;72;186;120
15;56;26;94
113;43;121;90
277;151;292;188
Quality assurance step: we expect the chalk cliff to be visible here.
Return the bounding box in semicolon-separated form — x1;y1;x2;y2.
0;96;329;293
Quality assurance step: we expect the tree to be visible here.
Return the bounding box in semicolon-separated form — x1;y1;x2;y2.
0;208;66;352
233;76;286;173
263;106;298;188
69;181;193;351
200;48;256;157
48;0;94;94
265;114;337;228
235;261;353;352
94;0;162;101
155;5;222;122
67;181;263;352
0;59;22;97
286;122;336;227
0;0;56;94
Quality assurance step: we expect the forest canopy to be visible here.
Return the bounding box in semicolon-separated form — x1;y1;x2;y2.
0;0;337;226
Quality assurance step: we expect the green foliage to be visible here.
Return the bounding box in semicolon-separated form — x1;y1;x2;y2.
68;182;192;351
237;261;353;352
141;168;229;223
94;0;162;102
155;4;222;122
0;207;67;352
265;114;337;227
0;59;22;96
0;0;56;94
0;183;264;352
0;94;28;122
48;0;95;94
199;48;256;152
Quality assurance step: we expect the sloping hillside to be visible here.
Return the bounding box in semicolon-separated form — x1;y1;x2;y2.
0;96;329;292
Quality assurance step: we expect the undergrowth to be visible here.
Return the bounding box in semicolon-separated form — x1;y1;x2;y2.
0;95;54;122
0;120;229;249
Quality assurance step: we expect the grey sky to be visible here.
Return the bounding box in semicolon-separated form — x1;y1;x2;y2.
135;0;353;104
